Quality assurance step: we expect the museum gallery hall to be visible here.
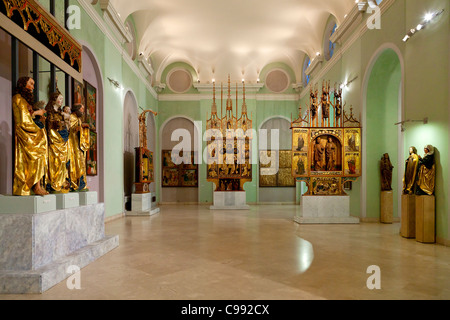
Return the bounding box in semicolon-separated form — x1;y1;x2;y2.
0;0;449;301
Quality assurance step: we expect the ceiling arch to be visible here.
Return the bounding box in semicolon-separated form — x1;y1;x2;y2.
109;0;356;84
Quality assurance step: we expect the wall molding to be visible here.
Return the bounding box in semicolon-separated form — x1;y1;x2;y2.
99;0;133;44
158;93;299;102
78;0;157;99
300;0;396;99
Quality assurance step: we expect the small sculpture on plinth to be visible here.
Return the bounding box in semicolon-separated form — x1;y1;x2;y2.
403;146;419;195
380;153;394;191
415;145;435;196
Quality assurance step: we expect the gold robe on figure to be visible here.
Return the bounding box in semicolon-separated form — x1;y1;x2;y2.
12;94;47;196
46;111;69;192
403;153;419;194
68;113;90;191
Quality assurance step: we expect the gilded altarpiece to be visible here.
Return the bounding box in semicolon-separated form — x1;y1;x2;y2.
135;110;157;194
206;78;252;192
291;81;362;195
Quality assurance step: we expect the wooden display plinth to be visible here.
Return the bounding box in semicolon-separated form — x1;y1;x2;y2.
415;195;435;243
401;194;416;238
380;191;393;224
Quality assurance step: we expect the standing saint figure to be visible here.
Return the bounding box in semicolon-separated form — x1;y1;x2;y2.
325;136;336;171
415;145;436;196
402;146;419;194
380;153;394;191
45;92;70;193
314;137;325;171
68;103;90;191
296;134;305;151
12;77;48;196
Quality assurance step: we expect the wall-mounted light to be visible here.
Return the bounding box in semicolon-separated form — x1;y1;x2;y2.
108;77;121;89
394;117;428;132
402;9;444;42
340;76;358;90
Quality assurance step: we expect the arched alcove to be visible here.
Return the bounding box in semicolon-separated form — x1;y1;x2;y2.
258;117;296;203
363;46;403;220
160;116;199;203
123;90;139;202
81;43;105;202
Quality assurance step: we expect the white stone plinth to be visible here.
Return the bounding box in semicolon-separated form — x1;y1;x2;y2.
79;191;98;206
0;203;119;293
0;194;56;214
55;193;79;210
295;195;359;224
127;193;160;216
210;191;250;210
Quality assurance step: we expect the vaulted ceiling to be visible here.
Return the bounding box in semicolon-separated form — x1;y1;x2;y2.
110;0;356;85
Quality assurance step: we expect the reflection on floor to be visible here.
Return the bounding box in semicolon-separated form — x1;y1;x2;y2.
2;204;449;300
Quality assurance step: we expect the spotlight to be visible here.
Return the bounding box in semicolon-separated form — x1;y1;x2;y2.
401;9;445;42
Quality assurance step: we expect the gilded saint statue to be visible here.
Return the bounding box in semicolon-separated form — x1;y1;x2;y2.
12;77;48;196
403;146;419;194
380;153;394;191
325;137;336;171
45;92;70;193
415;145;435;196
314;137;325;171
68;103;90;191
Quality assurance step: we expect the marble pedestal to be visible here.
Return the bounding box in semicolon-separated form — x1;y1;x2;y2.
127;193;160;216
55;193;79;210
0;203;119;294
79;191;98;206
380;191;393;224
210;191;250;210
0;194;56;214
401;194;416;238
415;195;435;243
294;195;359;224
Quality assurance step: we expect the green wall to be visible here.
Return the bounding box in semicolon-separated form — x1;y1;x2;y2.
63;0;449;242
366;50;401;219
306;0;449;240
69;0;158;218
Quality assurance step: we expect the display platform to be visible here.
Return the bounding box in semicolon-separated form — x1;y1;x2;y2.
0;194;119;294
210;191;250;210
401;194;416;238
126;192;160;216
380;191;393;223
294;195;359;224
415;195;435;243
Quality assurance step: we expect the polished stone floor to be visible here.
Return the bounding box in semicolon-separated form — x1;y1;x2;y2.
1;204;449;300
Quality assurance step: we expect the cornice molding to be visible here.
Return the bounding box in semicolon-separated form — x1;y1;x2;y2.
193;82;265;93
78;0;157;99
300;0;396;99
138;55;154;78
158;93;299;102
99;0;133;44
305;55;323;76
331;4;364;45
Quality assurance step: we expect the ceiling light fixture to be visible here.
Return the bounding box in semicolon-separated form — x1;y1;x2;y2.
402;9;444;42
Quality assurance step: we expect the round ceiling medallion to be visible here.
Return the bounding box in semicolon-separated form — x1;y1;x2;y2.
167;69;193;93
265;69;290;93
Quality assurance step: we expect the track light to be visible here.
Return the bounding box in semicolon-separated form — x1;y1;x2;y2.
402;9;444;42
